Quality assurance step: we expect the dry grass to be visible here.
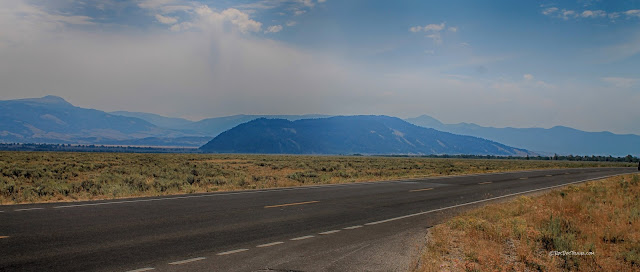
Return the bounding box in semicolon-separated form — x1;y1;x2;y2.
0;151;633;205
414;173;640;272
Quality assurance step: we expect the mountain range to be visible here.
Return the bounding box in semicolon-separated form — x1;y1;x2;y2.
200;116;532;156
405;115;640;157
1;96;638;156
0;96;208;146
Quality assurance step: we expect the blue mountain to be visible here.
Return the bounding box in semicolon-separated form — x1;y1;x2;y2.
200;116;533;156
405;115;640;156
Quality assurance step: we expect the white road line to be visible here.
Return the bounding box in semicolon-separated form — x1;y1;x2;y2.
290;235;315;241
47;168;617;209
126;268;155;272
14;207;44;212
319;230;341;235
217;249;249;256
343;225;363;230
519;177;528;180
364;173;624;226
168;257;206;265
256;241;284;248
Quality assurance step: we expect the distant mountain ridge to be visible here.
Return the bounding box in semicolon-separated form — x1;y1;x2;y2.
110;111;194;129
0;96;207;146
405;115;640;157
200;116;533;156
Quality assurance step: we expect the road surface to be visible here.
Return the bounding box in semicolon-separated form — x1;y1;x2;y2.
0;167;635;271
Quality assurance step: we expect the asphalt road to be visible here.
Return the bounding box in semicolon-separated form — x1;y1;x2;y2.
0;167;635;272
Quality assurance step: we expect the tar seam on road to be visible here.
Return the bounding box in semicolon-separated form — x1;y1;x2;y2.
409;188;434;192
290;235;314;241
264;200;319;208
126;268;155;272
217;249;249;256
14;207;44;212
168;257;206;265
364;173;625;226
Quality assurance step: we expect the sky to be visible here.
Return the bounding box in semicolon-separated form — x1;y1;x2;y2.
1;0;640;134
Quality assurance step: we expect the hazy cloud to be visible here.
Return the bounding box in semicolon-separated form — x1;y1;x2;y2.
602;77;638;88
410;22;456;44
155;14;178;25
265;25;283;33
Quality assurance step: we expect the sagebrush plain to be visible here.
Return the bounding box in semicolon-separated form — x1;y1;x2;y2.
0;151;634;204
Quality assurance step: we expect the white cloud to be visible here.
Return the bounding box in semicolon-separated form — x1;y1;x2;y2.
523;74;534;81
581;10;606;18
155;14;178;25
138;0;177;10
194;6;262;33
626;10;640;18
424;22;445;32
409;26;422;33
294;9;306;16
286;21;297;27
542;7;558;15
318;0;327;3
542;7;640;21
410;23;445;33
265;25;283;33
410;22;452;44
561;9;576;20
296;0;315;8
602;77;638;88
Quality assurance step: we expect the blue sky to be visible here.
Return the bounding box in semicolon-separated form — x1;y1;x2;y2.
1;0;639;134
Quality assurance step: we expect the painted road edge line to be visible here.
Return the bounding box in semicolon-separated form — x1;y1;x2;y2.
126;268;155;272
343;225;363;230
217;249;249;256
290;235;314;241
168;257;206;265
319;230;341;235
256;241;284;248
0;236;9;239
365;173;624;226
264;200;319;209
478;181;492;185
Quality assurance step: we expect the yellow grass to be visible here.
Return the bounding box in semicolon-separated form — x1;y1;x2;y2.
0;151;633;205
414;173;640;272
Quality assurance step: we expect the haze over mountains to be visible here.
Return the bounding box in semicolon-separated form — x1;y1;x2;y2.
405;115;640;157
200;116;532;156
1;96;638;156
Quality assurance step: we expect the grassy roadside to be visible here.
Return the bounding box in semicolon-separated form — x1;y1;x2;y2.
413;173;640;272
0;151;634;205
